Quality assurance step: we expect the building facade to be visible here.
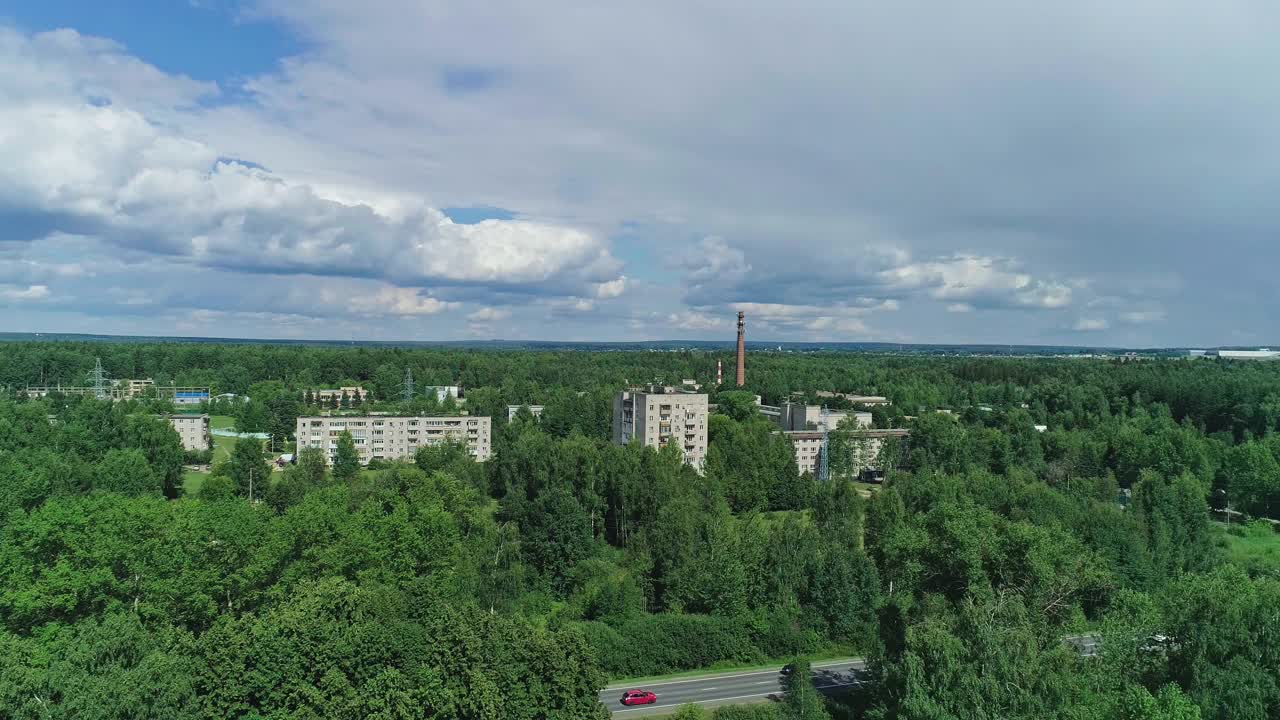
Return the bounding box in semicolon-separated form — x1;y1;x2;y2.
782;427;909;478
314;386;370;403
786;431;825;475
613;388;709;471
757;399;871;433
167;414;210;452
814;391;891;406
507;404;545;421
425;386;462;403
295;415;492;464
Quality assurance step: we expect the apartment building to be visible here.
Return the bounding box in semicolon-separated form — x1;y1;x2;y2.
613;388;709;471
783;427;909;478
787;431;825;475
167;414;210;452
295;415;492;464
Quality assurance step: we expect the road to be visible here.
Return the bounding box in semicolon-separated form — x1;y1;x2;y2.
599;659;870;717
599;635;1098;717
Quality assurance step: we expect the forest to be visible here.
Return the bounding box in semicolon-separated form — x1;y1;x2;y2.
0;341;1278;719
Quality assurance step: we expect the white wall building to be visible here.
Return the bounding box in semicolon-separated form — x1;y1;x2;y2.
167;414;210;452
507;404;545;421
613;388;709;471
295;415;492;464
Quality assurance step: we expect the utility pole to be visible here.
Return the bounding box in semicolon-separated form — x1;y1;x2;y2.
248;468;254;506
402;367;415;401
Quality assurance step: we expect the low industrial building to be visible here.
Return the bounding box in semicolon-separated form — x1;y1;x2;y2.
757;400;871;433
507;404;545;421
295;415;492;464
425;385;463;403
167;414;210;452
313;386;370;403
1209;349;1280;360
814;391;891;406
173;388;210;405
613;387;709;471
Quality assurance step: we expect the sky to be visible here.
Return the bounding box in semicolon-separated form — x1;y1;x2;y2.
1;1;1278;346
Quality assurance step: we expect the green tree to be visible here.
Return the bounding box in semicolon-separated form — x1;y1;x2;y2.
333;430;361;483
93;448;161;496
781;659;830;720
219;436;271;500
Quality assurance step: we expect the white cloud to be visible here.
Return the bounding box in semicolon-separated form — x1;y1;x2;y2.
1120;310;1166;324
0;284;50;301
667;311;722;331
947;303;974;313
467;306;511;322
880;255;1072;310
1073;318;1109;332
0;30;624;305
594;275;627;298
343;287;458;316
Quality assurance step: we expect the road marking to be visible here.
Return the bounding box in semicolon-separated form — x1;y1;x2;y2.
603;658;863;690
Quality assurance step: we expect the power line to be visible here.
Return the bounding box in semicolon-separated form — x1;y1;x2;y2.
402;367;415;401
85;358;111;400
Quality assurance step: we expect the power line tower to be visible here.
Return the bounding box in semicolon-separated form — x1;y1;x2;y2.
401;367;415;401
86;357;111;400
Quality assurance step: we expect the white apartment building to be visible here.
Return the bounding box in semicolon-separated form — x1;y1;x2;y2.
613;388;709;471
167;414;210;452
787;431;825;475
783;428;909;477
295;415;492;464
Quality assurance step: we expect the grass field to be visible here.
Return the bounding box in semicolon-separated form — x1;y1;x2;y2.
1218;521;1280;577
210;415;236;463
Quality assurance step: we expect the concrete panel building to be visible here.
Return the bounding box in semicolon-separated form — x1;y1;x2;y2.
613;387;709;471
787;431;825;475
783;427;909;478
167;414;210;452
295;415;491;464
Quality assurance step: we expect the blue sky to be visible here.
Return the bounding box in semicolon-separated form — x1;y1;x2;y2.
1;1;1279;345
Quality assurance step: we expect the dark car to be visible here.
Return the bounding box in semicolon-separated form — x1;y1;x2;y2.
620;689;657;706
780;663;795;677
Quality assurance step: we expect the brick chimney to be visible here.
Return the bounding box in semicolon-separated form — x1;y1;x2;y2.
735;311;746;387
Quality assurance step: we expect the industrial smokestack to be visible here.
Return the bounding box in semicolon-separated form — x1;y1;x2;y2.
717;359;723;386
735;311;746;387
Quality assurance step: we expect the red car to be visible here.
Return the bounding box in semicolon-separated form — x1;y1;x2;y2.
620;689;657;706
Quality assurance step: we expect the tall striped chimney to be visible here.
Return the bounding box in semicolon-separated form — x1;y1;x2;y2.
717;359;723;386
735;311;746;387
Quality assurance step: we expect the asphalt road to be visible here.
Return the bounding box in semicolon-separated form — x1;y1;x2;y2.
599;635;1099;717
599;658;870;717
